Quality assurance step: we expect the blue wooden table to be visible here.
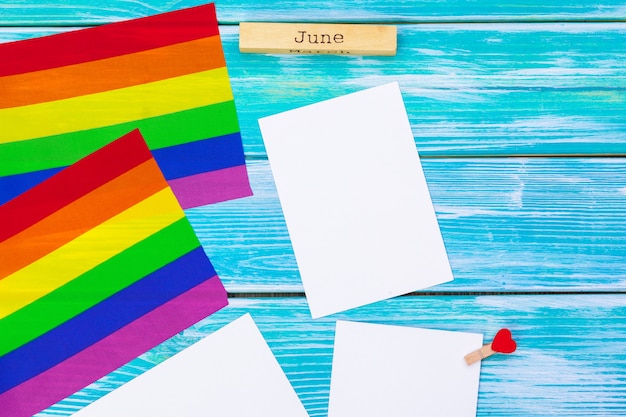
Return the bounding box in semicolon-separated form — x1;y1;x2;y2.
2;1;625;415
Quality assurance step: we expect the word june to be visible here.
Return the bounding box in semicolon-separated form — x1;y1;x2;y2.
294;30;344;44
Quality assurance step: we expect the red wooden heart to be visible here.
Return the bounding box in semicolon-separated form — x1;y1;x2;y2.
492;328;516;354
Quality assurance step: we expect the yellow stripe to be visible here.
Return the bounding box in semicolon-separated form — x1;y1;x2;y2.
0;67;232;144
0;188;184;319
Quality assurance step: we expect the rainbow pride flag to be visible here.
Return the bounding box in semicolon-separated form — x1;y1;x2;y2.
0;130;228;417
0;3;251;209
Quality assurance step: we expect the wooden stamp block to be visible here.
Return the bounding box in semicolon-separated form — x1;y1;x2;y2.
239;22;397;56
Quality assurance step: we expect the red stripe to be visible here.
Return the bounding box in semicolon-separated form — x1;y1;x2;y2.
0;130;152;242
0;4;218;77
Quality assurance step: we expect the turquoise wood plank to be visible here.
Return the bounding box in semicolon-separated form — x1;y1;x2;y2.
0;0;625;25
38;295;626;416
1;23;625;157
0;27;69;41
186;158;626;293
224;23;626;157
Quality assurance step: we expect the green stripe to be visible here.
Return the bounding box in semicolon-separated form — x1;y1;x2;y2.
0;100;240;177
0;217;201;357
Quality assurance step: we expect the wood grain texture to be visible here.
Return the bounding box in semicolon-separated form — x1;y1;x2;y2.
37;295;626;417
2;24;624;157
239;22;397;56
187;158;626;293
226;23;626;157
0;1;625;25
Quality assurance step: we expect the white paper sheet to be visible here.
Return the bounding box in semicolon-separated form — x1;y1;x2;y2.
328;321;483;417
72;314;309;417
259;82;453;318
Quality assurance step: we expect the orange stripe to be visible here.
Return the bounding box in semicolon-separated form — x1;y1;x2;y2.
0;36;225;109
0;159;167;278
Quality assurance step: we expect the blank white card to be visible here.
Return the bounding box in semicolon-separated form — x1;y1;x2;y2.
73;314;309;417
328;321;483;417
259;82;453;318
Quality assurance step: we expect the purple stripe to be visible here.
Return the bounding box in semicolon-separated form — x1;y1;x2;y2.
0;246;216;393
170;164;253;209
0;277;227;417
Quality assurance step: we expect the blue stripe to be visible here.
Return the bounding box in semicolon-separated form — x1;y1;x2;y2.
0;132;245;205
0;246;217;394
0;167;63;206
152;132;245;180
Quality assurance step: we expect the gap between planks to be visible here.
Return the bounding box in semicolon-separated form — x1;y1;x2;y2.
228;290;626;298
244;153;626;161
2;18;626;29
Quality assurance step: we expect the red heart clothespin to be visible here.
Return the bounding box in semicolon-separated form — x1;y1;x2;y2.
465;328;517;365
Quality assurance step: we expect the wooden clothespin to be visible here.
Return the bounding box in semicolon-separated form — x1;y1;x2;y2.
465;328;516;365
